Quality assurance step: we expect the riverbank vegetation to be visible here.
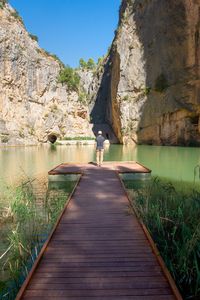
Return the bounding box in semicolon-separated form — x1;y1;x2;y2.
124;178;200;299
62;136;95;141
0;177;76;299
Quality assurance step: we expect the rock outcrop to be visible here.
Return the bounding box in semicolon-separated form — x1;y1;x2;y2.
99;0;200;146
0;3;94;145
1;0;200;146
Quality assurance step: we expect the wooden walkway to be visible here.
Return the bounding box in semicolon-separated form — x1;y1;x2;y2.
16;162;182;300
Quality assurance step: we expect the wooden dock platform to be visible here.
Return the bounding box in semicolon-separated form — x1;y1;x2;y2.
16;162;182;300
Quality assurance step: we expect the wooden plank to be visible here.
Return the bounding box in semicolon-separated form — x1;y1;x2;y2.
52;227;146;236
29;276;167;285
33;270;163;278
28;281;169;290
48;240;150;247
44;250;152;256
34;265;162;272
43;252;153;258
38;261;159;268
52;231;143;237
23;296;174;300
41;256;157;263
23;288;173;297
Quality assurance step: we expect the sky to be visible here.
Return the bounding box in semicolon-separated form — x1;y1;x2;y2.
9;0;121;67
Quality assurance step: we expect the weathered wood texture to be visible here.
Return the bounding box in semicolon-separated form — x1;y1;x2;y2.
18;163;181;300
48;161;151;175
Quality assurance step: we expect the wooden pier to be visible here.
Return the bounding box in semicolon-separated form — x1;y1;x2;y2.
16;162;182;300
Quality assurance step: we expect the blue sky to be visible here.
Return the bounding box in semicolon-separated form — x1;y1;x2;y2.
9;0;121;67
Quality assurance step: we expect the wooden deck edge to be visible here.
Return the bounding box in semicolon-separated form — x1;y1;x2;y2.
141;223;183;300
48;162;92;174
116;172;183;300
135;161;152;173
103;160;151;172
48;161;151;175
15;175;82;300
48;163;63;174
49;171;83;175
48;162;84;175
118;170;150;174
102;160;137;164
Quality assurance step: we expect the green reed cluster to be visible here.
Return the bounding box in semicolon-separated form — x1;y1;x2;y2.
125;177;200;300
0;179;74;299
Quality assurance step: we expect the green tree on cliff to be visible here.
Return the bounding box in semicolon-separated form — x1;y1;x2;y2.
58;65;80;92
79;58;87;69
79;58;96;70
87;58;95;69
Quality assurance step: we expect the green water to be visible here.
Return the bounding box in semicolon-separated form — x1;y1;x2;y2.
0;144;200;184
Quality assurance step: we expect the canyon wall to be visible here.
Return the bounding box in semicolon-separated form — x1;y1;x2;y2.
0;3;94;145
103;0;200;145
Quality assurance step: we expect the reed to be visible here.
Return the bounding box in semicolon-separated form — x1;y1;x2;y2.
0;178;75;299
125;177;200;299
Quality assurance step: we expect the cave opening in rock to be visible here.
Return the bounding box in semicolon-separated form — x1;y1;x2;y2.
190;115;199;126
48;134;57;144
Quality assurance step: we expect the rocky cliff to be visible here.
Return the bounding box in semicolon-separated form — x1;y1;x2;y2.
0;3;95;145
2;0;200;146
100;0;200;146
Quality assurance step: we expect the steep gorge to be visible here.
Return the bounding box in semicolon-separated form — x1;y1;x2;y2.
101;0;200;146
1;1;200;146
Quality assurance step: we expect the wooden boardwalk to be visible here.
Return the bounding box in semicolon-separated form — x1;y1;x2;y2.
16;162;182;300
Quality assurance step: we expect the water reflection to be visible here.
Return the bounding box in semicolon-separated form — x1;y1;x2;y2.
0;144;200;184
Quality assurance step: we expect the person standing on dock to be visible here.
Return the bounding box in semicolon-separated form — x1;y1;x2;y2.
96;130;105;167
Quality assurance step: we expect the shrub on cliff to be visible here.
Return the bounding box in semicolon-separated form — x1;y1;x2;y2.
78;91;88;104
58;66;80;92
87;58;96;69
29;34;38;42
11;10;24;25
0;0;8;9
39;49;64;67
79;58;96;70
79;58;87;69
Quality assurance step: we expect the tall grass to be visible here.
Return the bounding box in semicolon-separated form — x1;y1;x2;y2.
0;178;76;299
125;177;200;299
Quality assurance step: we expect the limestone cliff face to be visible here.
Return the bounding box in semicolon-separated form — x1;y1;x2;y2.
0;4;94;145
2;1;200;146
102;0;200;145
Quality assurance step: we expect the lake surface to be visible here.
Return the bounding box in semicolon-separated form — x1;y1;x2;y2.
0;144;200;184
